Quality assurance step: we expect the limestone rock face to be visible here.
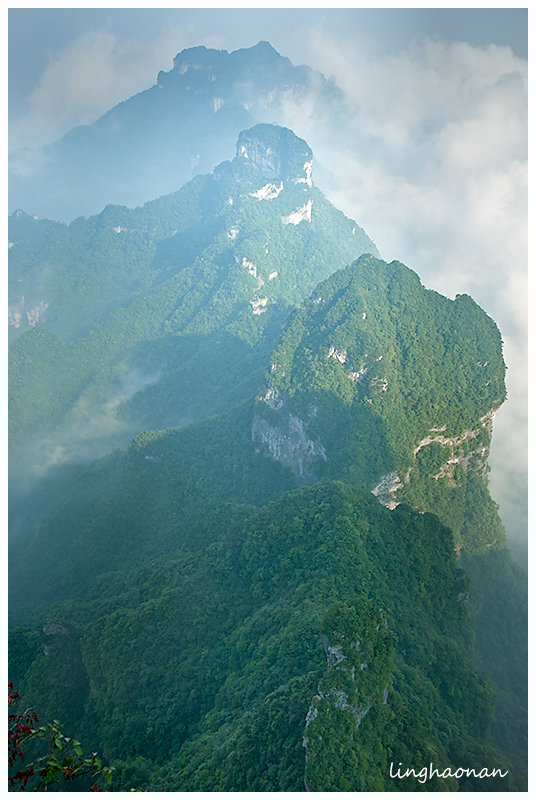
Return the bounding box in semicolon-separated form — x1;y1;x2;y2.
252;386;326;484
236;124;313;183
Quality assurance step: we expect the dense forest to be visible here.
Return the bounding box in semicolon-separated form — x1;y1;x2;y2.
9;125;376;465
9;485;522;791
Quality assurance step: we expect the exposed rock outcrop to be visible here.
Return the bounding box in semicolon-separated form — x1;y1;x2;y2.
303;606;392;791
372;410;498;509
252;386;326;484
372;471;404;509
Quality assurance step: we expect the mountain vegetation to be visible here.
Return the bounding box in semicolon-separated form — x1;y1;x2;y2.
9;484;520;791
8;73;527;792
9;124;376;468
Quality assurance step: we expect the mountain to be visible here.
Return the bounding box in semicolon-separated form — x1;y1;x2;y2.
255;254;506;551
9;42;342;222
7;247;509;606
9;114;526;788
9;124;377;472
251;255;527;778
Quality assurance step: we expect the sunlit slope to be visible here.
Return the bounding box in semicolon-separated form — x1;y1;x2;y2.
10;250;507;615
253;253;506;553
8;117;526;790
248;252;525;778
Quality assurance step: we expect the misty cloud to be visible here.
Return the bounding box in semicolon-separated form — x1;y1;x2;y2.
12;362;162;485
10;24;215;153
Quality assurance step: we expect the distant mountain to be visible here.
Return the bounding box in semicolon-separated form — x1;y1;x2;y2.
9;42;342;221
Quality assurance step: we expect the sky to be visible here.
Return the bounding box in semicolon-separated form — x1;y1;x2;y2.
7;6;529;560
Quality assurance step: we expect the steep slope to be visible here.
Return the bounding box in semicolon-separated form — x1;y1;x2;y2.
9;401;295;619
253;253;506;553
9;103;526;790
9;483;519;791
9;124;377;473
10;253;509;604
9;42;342;221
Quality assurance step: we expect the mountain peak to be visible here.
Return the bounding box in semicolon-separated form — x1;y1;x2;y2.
170;41;282;73
247;40;281;57
235;124;313;184
10;41;339;221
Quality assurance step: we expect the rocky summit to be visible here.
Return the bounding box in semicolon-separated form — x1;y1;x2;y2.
235;124;313;183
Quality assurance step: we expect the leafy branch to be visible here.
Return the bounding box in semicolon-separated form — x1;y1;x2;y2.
8;682;114;791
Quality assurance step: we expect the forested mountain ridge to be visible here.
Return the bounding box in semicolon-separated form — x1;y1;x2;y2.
7;251;508;611
9;249;526;787
9;110;526;788
248;254;526;774
9;41;342;222
10;123;374;344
